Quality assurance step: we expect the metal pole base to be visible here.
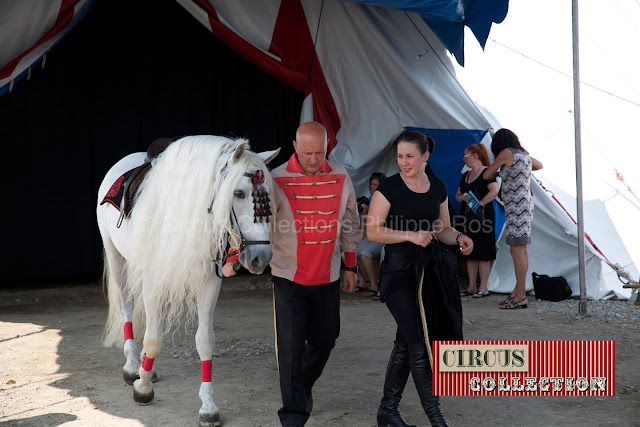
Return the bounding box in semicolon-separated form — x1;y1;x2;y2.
579;301;588;315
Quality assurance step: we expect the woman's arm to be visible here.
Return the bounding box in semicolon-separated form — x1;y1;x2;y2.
479;182;499;205
434;198;473;255
366;191;434;246
483;149;513;180
531;156;544;171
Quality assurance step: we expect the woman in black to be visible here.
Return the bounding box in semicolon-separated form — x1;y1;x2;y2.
456;143;499;298
367;130;473;427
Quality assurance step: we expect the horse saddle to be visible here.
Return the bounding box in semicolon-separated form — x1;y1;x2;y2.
101;138;176;225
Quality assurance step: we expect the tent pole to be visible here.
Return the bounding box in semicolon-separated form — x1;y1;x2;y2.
572;0;587;315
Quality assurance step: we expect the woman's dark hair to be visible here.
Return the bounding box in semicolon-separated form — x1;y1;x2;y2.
393;130;435;155
370;172;386;183
465;144;490;166
490;128;523;158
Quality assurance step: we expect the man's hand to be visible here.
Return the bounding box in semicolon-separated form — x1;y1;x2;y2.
343;271;357;292
222;261;241;277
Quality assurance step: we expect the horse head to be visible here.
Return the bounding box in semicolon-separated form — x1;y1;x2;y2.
227;143;280;274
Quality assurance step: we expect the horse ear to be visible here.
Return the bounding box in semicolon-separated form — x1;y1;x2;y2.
257;148;281;165
231;141;248;164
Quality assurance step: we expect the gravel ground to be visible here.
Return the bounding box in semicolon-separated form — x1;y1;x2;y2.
1;274;639;426
523;297;640;330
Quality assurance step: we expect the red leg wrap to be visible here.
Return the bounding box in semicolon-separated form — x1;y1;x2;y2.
142;354;154;372
201;360;212;382
124;322;134;341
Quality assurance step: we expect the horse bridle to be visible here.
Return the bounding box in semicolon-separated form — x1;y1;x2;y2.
211;167;272;277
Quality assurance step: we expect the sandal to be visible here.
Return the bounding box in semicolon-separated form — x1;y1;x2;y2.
460;290;475;297
498;296;514;305
473;291;490;298
500;297;528;309
362;290;379;298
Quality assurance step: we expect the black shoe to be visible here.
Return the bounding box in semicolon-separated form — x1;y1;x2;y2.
408;343;449;427
377;407;416;427
377;341;416;427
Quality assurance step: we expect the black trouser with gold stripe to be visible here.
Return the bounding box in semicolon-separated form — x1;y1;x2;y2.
273;276;340;426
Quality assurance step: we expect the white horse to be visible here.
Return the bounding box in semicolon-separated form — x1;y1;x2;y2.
96;135;279;426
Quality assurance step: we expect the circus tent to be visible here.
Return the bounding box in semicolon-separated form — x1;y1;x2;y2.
0;0;635;300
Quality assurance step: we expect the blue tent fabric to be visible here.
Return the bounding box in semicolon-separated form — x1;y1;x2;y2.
343;0;509;65
492;199;505;241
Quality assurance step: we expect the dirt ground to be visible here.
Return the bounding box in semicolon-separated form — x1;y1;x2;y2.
1;273;639;427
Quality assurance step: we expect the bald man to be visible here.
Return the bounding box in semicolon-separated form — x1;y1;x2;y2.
270;121;362;426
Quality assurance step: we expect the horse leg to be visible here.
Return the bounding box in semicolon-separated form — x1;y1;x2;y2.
136;347;159;384
195;277;222;427
122;302;159;384
101;238;142;386
121;299;140;385
133;292;163;405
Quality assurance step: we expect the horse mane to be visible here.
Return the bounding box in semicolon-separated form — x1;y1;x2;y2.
125;135;268;330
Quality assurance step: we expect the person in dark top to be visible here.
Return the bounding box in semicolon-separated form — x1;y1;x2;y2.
456;144;499;298
367;130;473;427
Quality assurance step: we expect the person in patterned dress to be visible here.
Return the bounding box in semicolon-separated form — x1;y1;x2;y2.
483;129;543;309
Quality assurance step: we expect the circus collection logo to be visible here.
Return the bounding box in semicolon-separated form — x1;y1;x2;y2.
433;341;614;396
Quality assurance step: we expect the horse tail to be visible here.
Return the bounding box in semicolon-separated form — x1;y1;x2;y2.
102;247;144;348
102;247;122;347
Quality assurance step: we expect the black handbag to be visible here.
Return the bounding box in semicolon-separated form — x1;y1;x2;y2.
532;272;572;301
464;204;484;221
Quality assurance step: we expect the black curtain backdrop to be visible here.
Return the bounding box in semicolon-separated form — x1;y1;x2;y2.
0;0;303;284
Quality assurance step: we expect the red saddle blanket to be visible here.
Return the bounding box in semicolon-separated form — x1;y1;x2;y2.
100;163;150;213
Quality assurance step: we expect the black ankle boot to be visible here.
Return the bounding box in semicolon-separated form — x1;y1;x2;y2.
377;341;416;427
408;343;449;427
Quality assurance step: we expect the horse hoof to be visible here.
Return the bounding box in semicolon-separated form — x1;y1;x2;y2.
199;413;221;427
123;371;138;386
133;389;154;406
151;371;159;383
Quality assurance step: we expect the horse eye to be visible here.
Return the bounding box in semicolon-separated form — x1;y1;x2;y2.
233;190;245;199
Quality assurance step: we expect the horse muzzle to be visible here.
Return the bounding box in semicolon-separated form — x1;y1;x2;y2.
239;247;272;274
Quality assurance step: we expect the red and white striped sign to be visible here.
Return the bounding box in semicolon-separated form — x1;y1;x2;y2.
433;341;615;396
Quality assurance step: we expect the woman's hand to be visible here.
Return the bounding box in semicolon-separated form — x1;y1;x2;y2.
458;235;474;255
459;192;470;202
410;230;436;247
